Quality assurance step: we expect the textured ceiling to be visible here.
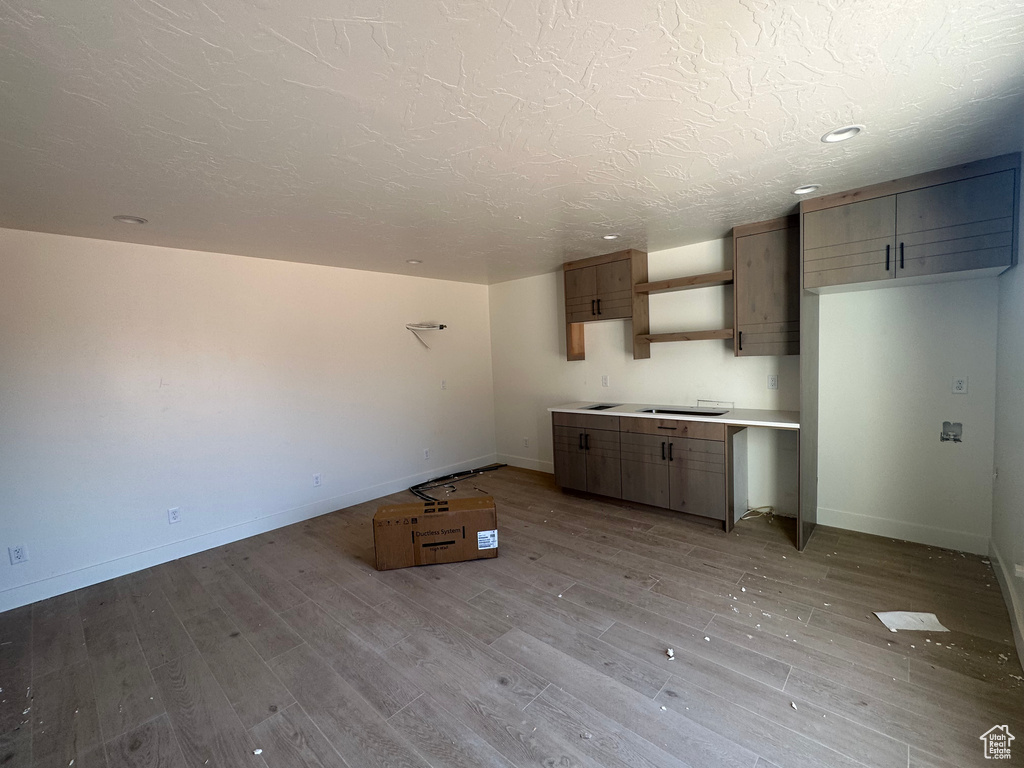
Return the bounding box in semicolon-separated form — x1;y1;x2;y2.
2;1;1023;284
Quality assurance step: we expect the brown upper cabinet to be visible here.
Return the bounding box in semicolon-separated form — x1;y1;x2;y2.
802;154;1020;291
563;249;649;361
732;215;800;356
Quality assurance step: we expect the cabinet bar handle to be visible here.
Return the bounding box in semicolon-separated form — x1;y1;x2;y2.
597;298;602;315
668;442;674;461
656;425;677;430
885;244;890;271
738;330;743;351
585;433;590;450
900;242;904;269
661;441;666;460
591;299;596;315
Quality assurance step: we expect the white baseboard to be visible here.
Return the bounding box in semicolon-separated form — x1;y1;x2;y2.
0;453;498;613
817;506;990;555
990;539;1024;672
497;453;554;474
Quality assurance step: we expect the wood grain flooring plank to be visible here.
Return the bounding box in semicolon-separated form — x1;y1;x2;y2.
78;590;164;742
220;539;310;614
104;714;187;768
150;650;266;768
491;628;757;768
373;569;512;645
291;580;407;653
249;704;349;768
601;620;792;692
278;601;421;719
561;580;712;636
383;637;595;768
31;662;102;768
147;561;221;622
386;693;517;768
526;684;695;768
0;653;31;734
407;564;488;603
706;612;911;682
0;605;31;672
474;591;671;698
119;572;196;669
655;676;870;768
460;568;615;636
607;623;908;768
181;608;294;729
0;727;30;768
267;644;429;768
451;548;577;594
783;666;984;767
390;624;547;711
31;593;88;677
201;566;302;662
807;608;1012;683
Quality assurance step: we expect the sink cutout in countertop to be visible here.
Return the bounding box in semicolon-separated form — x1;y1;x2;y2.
637;407;730;416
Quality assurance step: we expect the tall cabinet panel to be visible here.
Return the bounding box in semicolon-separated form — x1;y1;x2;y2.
733;215;800;356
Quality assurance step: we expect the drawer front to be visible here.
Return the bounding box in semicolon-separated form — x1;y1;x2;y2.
619;416;725;441
552;412;620;431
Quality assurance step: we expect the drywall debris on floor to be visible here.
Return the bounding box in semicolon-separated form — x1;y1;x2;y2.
873;611;950;632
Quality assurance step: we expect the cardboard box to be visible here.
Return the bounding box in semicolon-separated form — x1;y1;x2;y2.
373;496;498;571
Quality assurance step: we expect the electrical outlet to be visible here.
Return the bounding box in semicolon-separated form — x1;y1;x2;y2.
767;374;779;390
601;374;609;388
167;507;181;524
313;473;322;487
424;448;430;460
8;545;27;565
441;379;447;390
952;376;968;395
523;437;529;448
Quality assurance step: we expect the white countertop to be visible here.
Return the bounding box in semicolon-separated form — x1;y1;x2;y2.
549;402;800;430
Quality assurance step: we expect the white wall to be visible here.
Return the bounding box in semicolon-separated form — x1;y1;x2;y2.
992;174;1024;658
0;229;496;611
489;238;800;515
816;279;999;554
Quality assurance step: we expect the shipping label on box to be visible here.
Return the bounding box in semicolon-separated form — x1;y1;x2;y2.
373;496;499;571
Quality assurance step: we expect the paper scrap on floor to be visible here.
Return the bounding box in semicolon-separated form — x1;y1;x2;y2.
873;611;949;632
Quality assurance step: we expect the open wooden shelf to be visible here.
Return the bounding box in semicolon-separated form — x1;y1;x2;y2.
634;269;733;295
641;329;735;344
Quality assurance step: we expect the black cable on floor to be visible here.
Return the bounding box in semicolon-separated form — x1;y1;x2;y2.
409;463;507;501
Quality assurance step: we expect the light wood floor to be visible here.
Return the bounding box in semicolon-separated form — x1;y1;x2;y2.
2;467;1022;768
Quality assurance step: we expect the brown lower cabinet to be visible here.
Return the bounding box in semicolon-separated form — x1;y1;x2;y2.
554;413;726;522
552;414;621;498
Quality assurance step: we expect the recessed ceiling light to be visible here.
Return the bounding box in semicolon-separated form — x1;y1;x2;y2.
793;184;821;196
113;215;148;224
406;259;422;264
602;234;619;240
821;125;864;143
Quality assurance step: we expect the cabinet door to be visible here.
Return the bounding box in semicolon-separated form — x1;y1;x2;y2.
896;169;1016;278
735;225;799;356
552;425;587;492
668;438;726;520
803;196;896;289
594;260;632;320
564;266;597;323
620;432;669;507
585;428;621;499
